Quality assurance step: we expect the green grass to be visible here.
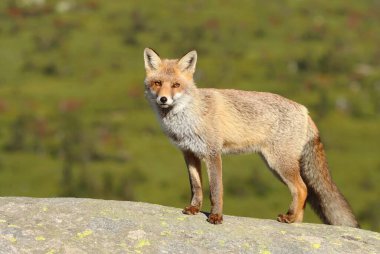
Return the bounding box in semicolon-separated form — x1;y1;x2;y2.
0;0;379;231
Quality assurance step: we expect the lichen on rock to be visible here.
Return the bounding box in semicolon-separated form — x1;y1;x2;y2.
0;197;379;253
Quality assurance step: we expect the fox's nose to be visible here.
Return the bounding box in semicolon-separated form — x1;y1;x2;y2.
160;97;168;103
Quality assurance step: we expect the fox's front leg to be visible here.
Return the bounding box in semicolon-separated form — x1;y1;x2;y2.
182;151;203;215
205;153;223;224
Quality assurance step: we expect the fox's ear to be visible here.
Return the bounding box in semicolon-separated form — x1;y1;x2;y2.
144;48;161;72
178;50;197;74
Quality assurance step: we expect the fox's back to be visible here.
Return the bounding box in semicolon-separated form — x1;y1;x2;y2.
197;88;310;155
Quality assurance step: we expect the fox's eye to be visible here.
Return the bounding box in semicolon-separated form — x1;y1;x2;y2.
154;81;162;86
173;82;180;88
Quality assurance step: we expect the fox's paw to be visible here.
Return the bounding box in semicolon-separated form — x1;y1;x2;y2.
277;213;296;224
207;213;223;224
182;206;200;215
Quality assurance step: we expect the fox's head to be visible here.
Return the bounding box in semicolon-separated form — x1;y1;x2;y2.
143;48;197;109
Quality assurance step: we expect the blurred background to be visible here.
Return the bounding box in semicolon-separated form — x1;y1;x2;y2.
0;0;379;231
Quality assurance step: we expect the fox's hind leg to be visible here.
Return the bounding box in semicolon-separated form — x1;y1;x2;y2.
276;171;307;223
182;151;203;215
261;152;307;223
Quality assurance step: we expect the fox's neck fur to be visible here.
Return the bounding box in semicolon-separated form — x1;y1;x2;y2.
149;87;210;156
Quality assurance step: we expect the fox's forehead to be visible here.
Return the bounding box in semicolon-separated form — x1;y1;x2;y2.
159;59;180;74
146;59;188;82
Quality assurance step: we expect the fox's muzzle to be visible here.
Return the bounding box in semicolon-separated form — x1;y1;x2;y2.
156;95;173;108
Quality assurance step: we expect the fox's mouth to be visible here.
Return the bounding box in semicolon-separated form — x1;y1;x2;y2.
159;103;170;108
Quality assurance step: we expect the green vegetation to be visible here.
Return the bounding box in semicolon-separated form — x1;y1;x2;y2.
0;1;379;231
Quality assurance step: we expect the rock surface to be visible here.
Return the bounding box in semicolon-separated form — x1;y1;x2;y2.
0;197;379;253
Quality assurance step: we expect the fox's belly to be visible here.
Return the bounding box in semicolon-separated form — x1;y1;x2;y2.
221;140;261;154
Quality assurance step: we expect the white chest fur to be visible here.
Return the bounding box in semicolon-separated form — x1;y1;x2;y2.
158;108;207;156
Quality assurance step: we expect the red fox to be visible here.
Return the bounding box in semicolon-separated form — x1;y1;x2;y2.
143;48;359;227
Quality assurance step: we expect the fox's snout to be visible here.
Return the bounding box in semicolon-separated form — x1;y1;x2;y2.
147;81;185;108
159;96;167;103
156;95;174;108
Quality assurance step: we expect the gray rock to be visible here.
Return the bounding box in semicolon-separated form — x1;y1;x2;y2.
0;197;379;253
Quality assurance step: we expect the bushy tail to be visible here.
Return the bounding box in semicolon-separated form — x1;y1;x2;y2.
300;117;359;228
